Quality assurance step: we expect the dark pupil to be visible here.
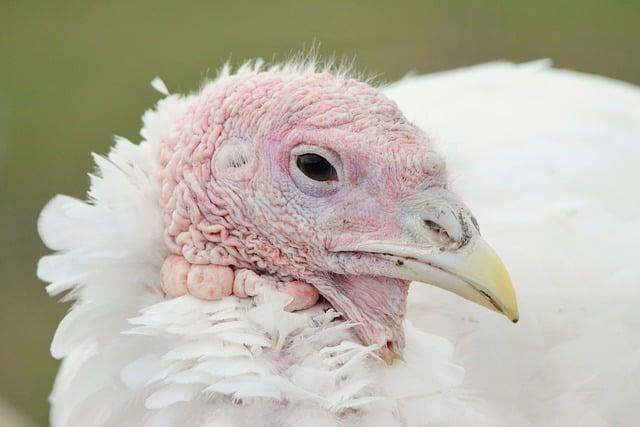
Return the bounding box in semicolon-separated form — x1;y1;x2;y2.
296;153;336;182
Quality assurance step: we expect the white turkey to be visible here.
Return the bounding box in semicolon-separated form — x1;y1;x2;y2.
38;59;640;426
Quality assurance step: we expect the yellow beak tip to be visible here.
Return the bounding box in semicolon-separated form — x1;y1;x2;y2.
503;305;519;323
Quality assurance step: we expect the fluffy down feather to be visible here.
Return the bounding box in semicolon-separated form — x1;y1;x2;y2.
39;61;640;426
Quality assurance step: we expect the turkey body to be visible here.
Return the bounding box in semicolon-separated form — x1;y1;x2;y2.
38;62;640;426
390;61;640;426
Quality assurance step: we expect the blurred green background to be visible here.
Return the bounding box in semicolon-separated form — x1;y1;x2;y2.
0;0;638;425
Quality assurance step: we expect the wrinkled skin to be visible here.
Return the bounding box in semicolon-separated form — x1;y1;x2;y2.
159;71;449;358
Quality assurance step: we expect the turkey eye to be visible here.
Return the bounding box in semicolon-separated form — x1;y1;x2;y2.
296;153;337;182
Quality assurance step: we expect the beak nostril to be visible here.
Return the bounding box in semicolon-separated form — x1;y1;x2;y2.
424;219;451;242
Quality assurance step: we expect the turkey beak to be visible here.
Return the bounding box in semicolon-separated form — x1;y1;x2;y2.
357;238;519;322
406;239;518;322
332;186;519;331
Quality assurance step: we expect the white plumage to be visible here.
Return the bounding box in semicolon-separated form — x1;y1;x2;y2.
38;61;640;426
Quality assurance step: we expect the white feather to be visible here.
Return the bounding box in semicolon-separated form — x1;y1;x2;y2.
151;77;170;96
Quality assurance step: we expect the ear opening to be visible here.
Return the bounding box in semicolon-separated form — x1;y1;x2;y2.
226;150;249;169
213;138;254;179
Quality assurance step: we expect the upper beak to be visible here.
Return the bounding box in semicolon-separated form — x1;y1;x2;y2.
350;238;519;322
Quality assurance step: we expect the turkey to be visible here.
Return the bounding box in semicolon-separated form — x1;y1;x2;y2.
38;59;640;426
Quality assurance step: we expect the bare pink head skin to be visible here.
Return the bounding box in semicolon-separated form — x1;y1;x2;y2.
158;66;519;361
